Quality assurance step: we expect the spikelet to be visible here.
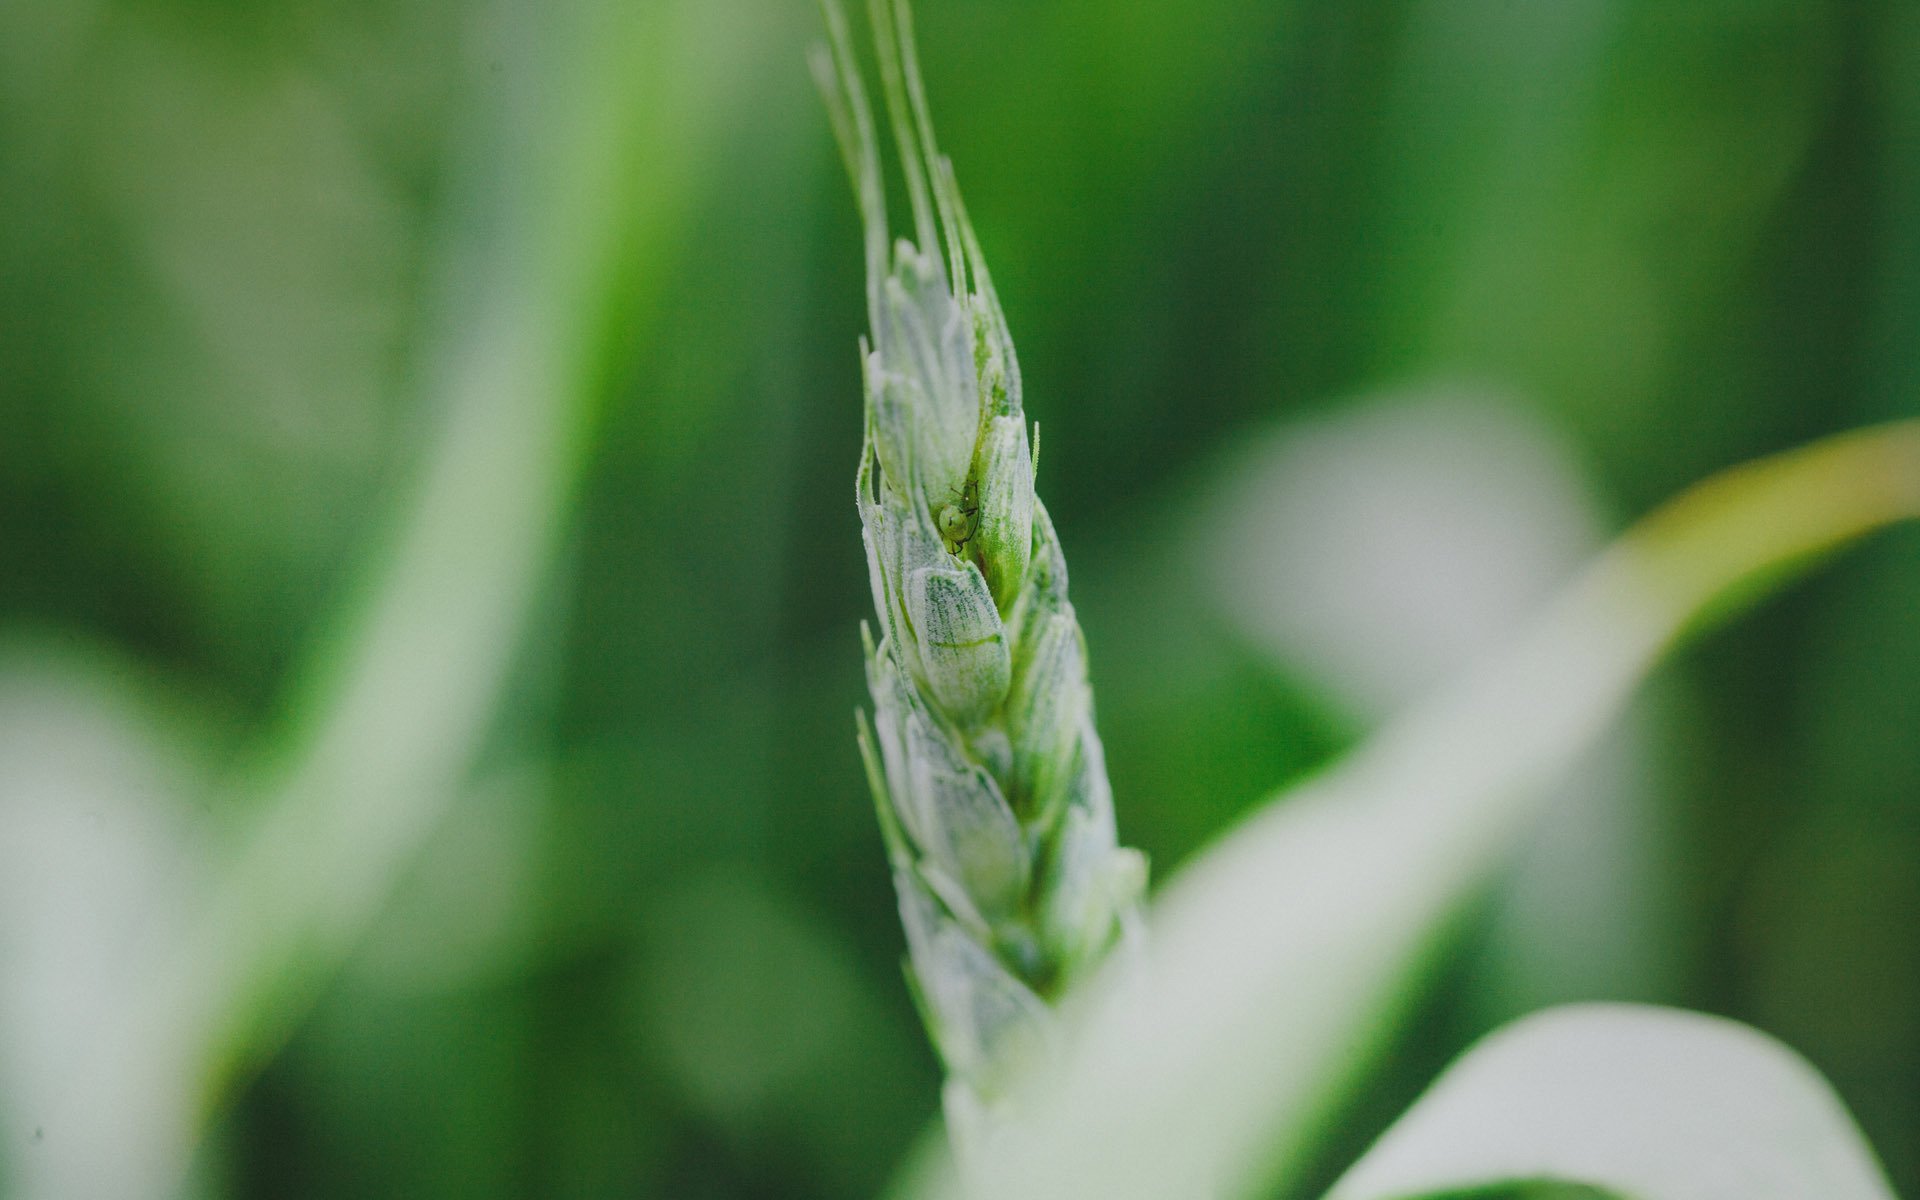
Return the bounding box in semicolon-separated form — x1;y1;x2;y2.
815;0;1147;1116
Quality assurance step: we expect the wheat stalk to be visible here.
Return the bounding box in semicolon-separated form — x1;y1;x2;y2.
812;0;1147;1151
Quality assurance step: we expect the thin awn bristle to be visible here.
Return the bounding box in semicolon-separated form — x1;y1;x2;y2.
808;46;864;210
886;0;969;293
815;0;888;324
865;0;941;275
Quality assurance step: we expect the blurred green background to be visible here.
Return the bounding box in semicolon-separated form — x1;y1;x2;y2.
1;0;1914;1196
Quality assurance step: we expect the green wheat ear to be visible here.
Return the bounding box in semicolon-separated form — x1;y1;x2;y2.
813;0;1147;1137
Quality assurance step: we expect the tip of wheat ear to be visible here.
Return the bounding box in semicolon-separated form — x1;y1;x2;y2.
819;0;1146;1102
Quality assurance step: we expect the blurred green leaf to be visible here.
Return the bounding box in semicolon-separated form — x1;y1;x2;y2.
903;422;1920;1200
1371;0;1838;481
5;0;809;1194
631;868;928;1194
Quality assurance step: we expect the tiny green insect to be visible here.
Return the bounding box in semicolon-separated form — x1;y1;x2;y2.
937;484;979;549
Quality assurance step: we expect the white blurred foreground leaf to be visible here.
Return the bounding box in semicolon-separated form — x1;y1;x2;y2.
1202;389;1677;1014
0;642;210;1199
1204;388;1605;722
900;421;1920;1200
1328;1003;1895;1200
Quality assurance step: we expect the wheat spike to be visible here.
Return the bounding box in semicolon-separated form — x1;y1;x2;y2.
814;0;1148;1127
